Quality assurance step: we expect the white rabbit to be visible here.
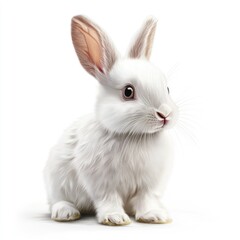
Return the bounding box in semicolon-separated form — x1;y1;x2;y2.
44;15;179;226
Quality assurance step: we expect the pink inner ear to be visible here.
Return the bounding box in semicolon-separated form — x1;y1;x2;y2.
72;15;117;77
128;18;157;60
98;67;104;73
72;17;103;74
82;27;102;70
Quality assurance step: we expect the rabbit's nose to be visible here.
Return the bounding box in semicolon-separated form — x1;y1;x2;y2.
155;104;172;123
155;111;170;125
156;111;168;119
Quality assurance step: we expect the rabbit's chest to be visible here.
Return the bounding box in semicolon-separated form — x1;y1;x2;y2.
75;126;172;194
102;134;169;191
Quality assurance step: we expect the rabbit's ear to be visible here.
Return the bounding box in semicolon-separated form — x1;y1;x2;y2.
129;18;157;60
71;15;117;79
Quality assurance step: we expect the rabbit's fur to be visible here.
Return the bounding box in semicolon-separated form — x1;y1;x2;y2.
44;15;178;225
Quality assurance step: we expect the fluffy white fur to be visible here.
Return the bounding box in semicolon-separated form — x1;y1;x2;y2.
44;15;179;226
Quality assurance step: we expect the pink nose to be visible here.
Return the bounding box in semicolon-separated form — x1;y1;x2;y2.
156;111;169;125
156;111;167;119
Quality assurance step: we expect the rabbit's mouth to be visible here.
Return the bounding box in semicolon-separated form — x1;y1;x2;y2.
155;108;172;128
155;117;176;131
162;119;169;126
157;118;170;128
148;121;169;133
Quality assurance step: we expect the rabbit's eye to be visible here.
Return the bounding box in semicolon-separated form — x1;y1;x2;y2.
122;85;135;100
167;87;170;94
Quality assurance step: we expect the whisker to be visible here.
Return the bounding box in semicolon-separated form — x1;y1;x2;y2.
176;121;198;144
178;115;200;126
170;129;185;152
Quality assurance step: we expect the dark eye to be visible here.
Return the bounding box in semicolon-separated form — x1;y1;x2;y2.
167;87;170;94
122;85;135;100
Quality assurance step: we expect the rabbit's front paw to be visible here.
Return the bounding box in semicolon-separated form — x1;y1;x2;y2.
51;201;80;222
136;209;172;224
99;212;131;226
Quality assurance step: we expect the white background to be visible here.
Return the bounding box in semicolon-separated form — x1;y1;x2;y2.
1;0;240;239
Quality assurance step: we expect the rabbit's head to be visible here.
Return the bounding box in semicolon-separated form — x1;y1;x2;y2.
72;16;178;134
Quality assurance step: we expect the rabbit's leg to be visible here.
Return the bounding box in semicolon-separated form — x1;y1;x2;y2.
133;191;172;224
51;201;80;222
94;192;131;226
44;153;81;221
46;180;81;222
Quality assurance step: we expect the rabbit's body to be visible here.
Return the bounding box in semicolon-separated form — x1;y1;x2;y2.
45;114;173;220
45;15;179;225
